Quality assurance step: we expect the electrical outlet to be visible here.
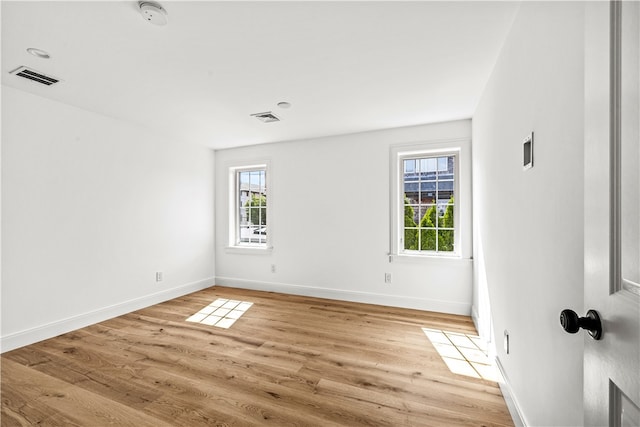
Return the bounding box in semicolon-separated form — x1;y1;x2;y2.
504;330;510;354
271;264;276;273
156;271;163;282
384;273;392;284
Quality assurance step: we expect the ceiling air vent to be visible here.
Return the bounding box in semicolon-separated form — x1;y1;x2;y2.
251;111;280;123
9;66;60;86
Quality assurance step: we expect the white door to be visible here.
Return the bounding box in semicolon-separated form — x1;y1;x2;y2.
583;1;640;425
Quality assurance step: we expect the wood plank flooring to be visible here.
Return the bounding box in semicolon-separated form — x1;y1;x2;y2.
1;287;514;426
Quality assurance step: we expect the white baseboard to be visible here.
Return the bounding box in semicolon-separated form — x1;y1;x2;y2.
1;277;215;353
215;276;471;315
495;356;527;427
471;305;480;331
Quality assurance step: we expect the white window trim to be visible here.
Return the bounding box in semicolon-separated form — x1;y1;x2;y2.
227;160;272;254
389;138;472;261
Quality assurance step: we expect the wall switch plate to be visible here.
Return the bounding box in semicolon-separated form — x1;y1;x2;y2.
504;330;510;354
271;264;276;273
156;271;163;282
384;273;392;284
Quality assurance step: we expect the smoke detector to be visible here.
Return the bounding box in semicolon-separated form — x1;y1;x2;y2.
138;1;168;26
26;48;50;59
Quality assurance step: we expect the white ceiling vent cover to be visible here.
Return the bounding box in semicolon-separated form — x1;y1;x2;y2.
10;66;60;86
251;112;280;123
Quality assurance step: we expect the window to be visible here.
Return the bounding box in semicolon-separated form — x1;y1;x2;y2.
230;165;268;247
389;138;470;260
402;154;456;254
391;138;470;260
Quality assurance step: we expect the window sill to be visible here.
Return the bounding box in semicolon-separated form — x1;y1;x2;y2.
225;246;273;255
390;252;472;265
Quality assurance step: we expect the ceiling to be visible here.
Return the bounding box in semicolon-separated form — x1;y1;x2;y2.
2;1;520;149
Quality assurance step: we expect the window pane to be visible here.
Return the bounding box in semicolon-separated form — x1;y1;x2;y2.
252;223;267;242
438;200;454;228
421;181;437;192
239;226;252;243
421;192;435;204
421;181;436;204
244;206;265;226
438;230;455;252
420;229;437;251
251;191;264;207
418;205;437;227
437;179;453;192
238;171;251;226
239;171;250;185
421;158;437;173
438;156;455;176
404;186;419;203
415;205;427;225
404;159;416;174
239;207;247;225
404;228;418;250
250;171;260;187
437;157;448;172
438;192;454;205
402;204;418;225
404;203;418;224
404;173;419;183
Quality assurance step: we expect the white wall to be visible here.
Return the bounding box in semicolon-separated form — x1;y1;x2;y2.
215;120;473;315
472;2;585;426
1;86;215;351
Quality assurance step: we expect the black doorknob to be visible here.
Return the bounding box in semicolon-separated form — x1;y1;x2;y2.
560;309;602;340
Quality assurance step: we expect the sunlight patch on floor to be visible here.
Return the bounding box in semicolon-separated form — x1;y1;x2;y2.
186;298;253;329
422;328;499;381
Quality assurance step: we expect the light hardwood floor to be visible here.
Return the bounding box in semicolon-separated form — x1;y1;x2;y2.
1;287;514;426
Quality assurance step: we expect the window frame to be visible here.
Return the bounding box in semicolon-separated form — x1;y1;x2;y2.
390;139;470;260
400;152;460;255
228;162;272;252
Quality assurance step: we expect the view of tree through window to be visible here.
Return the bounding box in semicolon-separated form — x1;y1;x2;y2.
403;155;455;252
237;169;267;245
